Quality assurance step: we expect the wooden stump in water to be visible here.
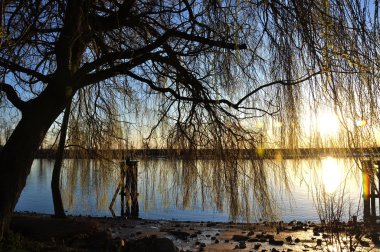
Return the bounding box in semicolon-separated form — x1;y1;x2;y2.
109;159;139;218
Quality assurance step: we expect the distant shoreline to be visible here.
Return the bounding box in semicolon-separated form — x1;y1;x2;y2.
13;147;380;159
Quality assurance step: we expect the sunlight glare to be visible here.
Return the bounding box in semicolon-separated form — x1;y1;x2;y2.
317;110;340;137
322;157;343;194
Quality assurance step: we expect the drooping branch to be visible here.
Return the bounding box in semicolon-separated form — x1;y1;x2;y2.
169;30;247;50
0;82;26;111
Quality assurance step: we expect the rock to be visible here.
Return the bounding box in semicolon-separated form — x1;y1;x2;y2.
122;236;178;252
317;239;322;246
238;241;246;249
247;238;259;242
256;233;265;239
266;234;275;240
269;239;284;246
294;238;300;243
322;233;330;239
285;236;292;242
232;235;249;241
254;243;261;249
168;230;190;240
291;226;303;231
215;239;219;243
206;222;217;227
360;240;370;247
247;231;255;236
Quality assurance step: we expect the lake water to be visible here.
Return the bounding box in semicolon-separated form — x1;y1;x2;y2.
16;157;363;223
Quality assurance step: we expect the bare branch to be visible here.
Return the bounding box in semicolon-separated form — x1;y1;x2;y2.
0;82;26;111
235;71;323;107
0;59;51;83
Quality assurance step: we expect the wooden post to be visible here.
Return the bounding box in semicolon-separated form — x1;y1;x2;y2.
363;161;371;222
120;161;126;217
109;159;139;218
125;159;139;219
130;162;139;218
378;161;380;218
371;183;376;220
125;163;131;217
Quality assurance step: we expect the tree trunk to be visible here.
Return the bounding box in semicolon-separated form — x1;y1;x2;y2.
51;100;72;218
0;88;67;239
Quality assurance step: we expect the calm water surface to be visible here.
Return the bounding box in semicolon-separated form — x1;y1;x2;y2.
16;157;363;222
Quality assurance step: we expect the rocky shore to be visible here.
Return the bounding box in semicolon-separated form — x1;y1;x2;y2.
4;212;379;251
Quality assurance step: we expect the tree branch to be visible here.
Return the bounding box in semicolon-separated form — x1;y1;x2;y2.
0;58;51;83
235;71;322;107
0;83;26;111
76;30;172;78
79;53;156;88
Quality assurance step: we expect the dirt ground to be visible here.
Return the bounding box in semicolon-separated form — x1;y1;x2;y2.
7;212;380;251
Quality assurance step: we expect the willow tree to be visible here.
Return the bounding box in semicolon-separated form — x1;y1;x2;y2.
1;0;379;238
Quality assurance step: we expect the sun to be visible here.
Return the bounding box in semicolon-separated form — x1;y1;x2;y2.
317;110;340;137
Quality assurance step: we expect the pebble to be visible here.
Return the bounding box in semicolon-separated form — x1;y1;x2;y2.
317;238;322;246
247;231;255;236
239;241;246;249
285;236;292;242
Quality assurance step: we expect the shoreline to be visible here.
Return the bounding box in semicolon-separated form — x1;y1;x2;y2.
6;212;379;251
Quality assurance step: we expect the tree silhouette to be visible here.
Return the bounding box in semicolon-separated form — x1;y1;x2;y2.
1;0;379;238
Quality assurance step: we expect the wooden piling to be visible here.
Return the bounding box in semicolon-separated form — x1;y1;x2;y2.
361;160;380;223
109;159;139;218
362;161;371;222
120;161;126;217
126;159;139;219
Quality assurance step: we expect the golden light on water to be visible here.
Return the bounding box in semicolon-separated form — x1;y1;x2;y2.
321;157;344;193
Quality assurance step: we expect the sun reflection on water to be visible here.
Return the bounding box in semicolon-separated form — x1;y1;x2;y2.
321;157;344;194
